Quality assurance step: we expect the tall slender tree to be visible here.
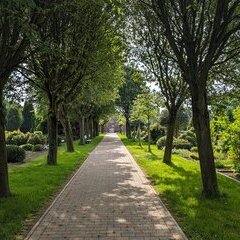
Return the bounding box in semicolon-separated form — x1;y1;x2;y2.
20;100;35;133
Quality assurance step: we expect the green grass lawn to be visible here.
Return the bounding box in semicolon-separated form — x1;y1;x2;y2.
120;135;240;240
0;136;103;240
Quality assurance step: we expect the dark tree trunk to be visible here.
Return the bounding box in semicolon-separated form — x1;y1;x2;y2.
125;116;131;138
60;107;74;152
47;102;58;165
163;107;177;164
85;117;90;139
147;117;151;152
137;121;141;146
0;89;10;198
90;117;94;138
79;116;85;145
190;82;219;197
94;118;99;136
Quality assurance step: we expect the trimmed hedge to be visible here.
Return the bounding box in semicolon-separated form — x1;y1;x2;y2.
156;136;191;150
32;144;44;152
6;145;26;163
28;133;45;145
20;144;34;151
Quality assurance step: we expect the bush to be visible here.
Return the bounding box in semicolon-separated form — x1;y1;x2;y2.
150;124;165;144
173;138;192;150
215;160;225;169
20;144;33;151
32;144;44;152
28;132;46;145
179;129;197;146
6;131;28;146
6;145;26;163
156;136;166;149
190;146;198;152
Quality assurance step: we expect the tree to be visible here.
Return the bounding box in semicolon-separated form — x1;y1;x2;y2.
20;0;110;164
6;105;22;131
0;0;41;198
141;0;240;197
131;88;158;152
117;67;143;138
20;100;35;133
125;2;188;163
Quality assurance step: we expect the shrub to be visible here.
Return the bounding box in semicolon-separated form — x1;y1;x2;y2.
215;160;225;169
20;144;33;151
190;153;199;160
156;136;166;149
179;129;197;146
190;146;198;152
173;138;192;150
32;144;44;152
28;132;46;145
150;124;165;144
6;145;26;163
6;131;28;146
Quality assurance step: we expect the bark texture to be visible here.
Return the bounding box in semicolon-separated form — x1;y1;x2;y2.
126;116;131;138
79;117;85;145
190;83;219;197
0;90;10;197
47;98;58;165
163;108;177;164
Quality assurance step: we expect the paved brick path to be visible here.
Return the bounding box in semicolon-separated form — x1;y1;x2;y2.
26;133;187;240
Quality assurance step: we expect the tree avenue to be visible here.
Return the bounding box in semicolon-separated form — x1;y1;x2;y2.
135;0;240;197
0;0;124;198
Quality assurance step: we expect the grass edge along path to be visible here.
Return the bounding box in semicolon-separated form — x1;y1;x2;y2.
120;134;240;240
0;135;103;240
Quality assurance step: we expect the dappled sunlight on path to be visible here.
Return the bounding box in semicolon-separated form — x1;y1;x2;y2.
26;133;187;240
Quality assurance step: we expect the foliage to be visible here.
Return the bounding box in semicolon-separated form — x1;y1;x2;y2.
5;131;28;146
6;145;26;163
32;144;44;152
6;105;22;131
27;132;46;145
190;146;198;153
157;136;191;150
150;123;165;144
20;100;35;133
179;128;197;147
121;135;240;240
173;138;191;150
156;136;166;149
0;136;103;240
20;144;33;151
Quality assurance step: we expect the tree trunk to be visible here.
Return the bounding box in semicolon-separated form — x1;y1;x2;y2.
0;89;10;198
125;116;131;138
147;117;151;152
190;83;219;197
94;118;99;136
137;121;141;146
85;117;92;138
79;116;85;145
60;107;74;152
90;117;94;138
163;107;177;164
47;102;58;165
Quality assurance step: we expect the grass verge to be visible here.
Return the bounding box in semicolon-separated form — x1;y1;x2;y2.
120;135;240;240
0;136;103;240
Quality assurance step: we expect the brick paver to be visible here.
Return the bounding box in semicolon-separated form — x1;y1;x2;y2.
26;133;187;240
